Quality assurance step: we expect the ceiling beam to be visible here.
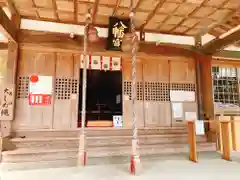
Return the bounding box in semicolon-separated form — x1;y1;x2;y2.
0;7;17;42
201;27;240;54
51;0;59;21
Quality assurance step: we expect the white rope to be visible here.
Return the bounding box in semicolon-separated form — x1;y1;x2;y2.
130;0;139;156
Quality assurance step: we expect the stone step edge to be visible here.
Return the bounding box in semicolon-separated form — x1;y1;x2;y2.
10;133;195;142
2;142;215;155
13;126;187;132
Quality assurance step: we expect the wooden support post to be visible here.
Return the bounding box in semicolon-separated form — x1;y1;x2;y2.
220;121;231;161
187;120;198;162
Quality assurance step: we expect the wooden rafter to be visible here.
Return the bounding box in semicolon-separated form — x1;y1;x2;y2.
31;0;40;19
140;0;166;30
184;0;239;35
92;0;100;24
202;27;240;54
73;0;78;23
5;0;18;15
169;0;209;32
133;0;143;11
0;7;17;42
156;0;186;30
51;0;59;21
112;0;121;16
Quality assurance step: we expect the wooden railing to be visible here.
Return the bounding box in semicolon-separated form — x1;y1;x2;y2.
187;119;240;162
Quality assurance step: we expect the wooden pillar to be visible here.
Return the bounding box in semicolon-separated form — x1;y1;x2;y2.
0;42;18;137
195;54;214;140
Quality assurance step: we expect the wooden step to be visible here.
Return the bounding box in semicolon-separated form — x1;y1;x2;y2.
10;134;206;149
13;127;188;138
2;142;215;163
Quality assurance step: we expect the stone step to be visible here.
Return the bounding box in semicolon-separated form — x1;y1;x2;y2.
13;127;188;138
2;142;215;163
0;151;221;172
10;134;206;149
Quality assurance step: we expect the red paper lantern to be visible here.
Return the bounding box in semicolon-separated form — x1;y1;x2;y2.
30;75;39;83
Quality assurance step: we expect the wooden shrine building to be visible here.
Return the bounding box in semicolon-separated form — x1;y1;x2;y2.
0;0;240;171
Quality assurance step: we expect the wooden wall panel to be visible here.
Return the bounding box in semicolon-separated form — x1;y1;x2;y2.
17;50;55;76
170;59;195;84
14;50;55;130
122;58;144;128
157;60;170;82
55;53;74;77
53;52;78;129
142;58;172;127
122;59;143;81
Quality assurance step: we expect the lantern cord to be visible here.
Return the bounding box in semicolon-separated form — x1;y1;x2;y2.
130;0;139;158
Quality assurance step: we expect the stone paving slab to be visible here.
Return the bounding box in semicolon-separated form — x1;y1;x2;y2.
1;152;240;180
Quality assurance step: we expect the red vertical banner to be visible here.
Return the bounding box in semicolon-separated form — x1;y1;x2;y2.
100;56;103;71
109;57;113;71
120;58;123;72
89;55;92;70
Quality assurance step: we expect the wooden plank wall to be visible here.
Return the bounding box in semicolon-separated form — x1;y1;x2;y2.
14;48;197;130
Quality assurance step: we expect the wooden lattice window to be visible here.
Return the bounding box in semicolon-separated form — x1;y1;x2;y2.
55;78;79;100
212;67;239;106
170;83;196;92
144;82;170;101
17;76;29;99
123;81;143;100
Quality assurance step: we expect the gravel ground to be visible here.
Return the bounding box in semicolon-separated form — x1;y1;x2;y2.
1;152;240;180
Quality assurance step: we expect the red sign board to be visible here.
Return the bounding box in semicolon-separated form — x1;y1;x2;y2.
28;94;52;106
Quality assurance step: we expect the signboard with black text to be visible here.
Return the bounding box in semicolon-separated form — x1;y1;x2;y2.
106;16;130;51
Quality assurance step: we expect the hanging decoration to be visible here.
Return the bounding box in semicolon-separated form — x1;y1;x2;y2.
80;55;122;71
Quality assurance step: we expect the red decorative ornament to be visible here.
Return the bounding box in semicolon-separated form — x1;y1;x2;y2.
88;26;99;43
30;75;39;83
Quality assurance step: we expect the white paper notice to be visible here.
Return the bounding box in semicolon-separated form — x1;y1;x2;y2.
29;76;53;94
113;115;123;128
185;112;197;121
170;90;195;102
172;103;183;118
195;120;205;135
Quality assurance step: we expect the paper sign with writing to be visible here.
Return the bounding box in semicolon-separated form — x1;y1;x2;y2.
106;16;130;51
0;86;14;120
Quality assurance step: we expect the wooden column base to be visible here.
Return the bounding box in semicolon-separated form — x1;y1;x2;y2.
77;134;86;166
